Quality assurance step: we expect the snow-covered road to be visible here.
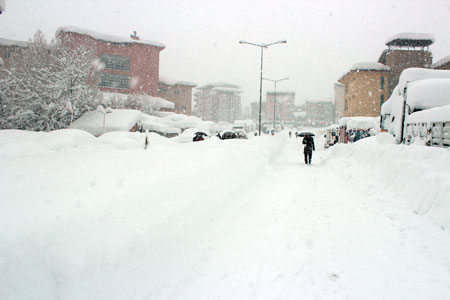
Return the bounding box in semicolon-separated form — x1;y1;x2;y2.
162;137;450;300
1;130;450;300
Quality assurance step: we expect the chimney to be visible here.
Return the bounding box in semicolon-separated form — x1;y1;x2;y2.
130;31;139;40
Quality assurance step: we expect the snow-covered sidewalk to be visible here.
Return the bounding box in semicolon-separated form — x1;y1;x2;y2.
1;130;450;300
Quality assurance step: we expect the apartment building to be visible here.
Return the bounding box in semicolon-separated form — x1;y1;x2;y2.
57;26;165;97
194;83;242;123
339;62;391;117
265;91;296;124
158;77;196;115
334;83;345;122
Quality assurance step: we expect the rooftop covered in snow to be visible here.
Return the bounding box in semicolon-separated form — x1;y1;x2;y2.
57;26;165;49
385;32;435;48
0;37;29;47
267;91;296;95
339;116;380;130
406;78;450;112
350;62;391;72
100;92;175;110
339;62;390;82
432;55;450;69
198;82;241;91
306;98;334;104
73;109;142;137
159;76;197;87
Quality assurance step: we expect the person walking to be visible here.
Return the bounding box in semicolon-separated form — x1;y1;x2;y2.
302;133;315;164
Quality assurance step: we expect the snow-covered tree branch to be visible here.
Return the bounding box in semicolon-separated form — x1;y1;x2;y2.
0;30;100;131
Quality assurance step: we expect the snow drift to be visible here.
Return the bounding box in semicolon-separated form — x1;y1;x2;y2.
329;133;450;231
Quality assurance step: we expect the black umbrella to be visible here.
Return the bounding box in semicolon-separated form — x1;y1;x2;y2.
299;132;315;137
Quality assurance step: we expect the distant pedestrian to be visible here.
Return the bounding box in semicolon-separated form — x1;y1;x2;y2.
289;131;292;138
302;133;315;164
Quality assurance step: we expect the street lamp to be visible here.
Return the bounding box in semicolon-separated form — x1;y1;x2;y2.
263;77;289;132
65;101;74;129
239;40;287;135
96;105;112;134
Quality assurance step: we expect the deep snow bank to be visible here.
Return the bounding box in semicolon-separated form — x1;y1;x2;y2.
328;134;450;230
0;130;284;300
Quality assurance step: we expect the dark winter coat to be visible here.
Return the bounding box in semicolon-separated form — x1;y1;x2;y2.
302;136;315;152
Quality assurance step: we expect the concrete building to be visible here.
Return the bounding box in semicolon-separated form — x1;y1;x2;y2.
432;55;450;70
250;102;262;124
339;62;391;118
265;91;296;124
158;77;196;115
378;33;434;95
0;38;29;69
334;82;345;122
194;83;242;123
305;99;335;127
57;26;165;97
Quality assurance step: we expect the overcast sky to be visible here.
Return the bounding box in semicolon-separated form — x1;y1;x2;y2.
1;0;450;106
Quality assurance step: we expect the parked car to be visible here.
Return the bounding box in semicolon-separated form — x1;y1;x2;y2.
220;131;237;140
235;130;248;139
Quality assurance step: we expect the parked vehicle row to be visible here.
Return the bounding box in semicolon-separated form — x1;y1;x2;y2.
193;130;248;142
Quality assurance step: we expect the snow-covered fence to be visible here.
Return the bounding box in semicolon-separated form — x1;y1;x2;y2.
432;122;450;147
405;122;450;148
405;104;450;148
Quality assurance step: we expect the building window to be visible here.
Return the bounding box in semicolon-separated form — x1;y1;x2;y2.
380;94;385;109
100;53;130;71
174;89;180;95
381;76;385;90
100;72;130;89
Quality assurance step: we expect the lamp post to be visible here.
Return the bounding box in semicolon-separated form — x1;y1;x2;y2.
239;40;287;135
263;77;289;132
96;105;112;134
65;101;74;129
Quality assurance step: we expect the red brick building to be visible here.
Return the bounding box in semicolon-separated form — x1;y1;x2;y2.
57;26;165;97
